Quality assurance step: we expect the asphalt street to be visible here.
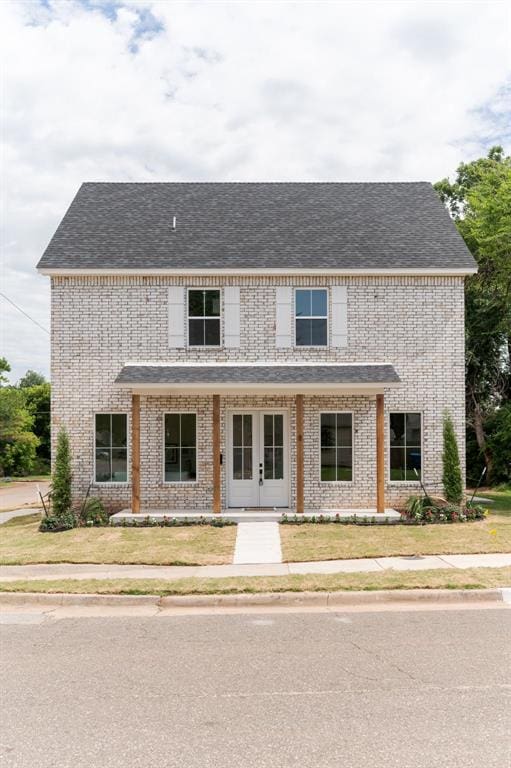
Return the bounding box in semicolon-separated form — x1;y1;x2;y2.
0;607;510;767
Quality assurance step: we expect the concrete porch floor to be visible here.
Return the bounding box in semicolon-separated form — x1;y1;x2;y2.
111;508;401;524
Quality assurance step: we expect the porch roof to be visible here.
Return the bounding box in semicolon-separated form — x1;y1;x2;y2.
114;363;401;395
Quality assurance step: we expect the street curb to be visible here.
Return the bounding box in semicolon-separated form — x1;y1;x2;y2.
0;588;507;610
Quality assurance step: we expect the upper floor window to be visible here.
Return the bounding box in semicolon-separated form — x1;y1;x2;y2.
188;289;221;346
95;413;128;483
295;289;328;346
389;412;422;482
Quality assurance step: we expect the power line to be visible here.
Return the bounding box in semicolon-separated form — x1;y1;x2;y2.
0;292;50;335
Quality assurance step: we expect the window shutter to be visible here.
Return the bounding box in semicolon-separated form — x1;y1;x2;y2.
275;286;292;347
168;286;185;348
331;286;347;347
224;286;240;348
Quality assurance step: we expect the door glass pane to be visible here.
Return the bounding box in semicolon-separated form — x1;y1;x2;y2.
264;446;274;480
111;448;127;482
204;318;220;345
95;414;110;447
243;447;252;479
111;414;127;447
233;447;243;480
264;415;273;447
233;415;243;446
274;415;283;446
180;414;196;447
274;447;284;480
188;319;204;346
95;449;111;482
243;414;252;446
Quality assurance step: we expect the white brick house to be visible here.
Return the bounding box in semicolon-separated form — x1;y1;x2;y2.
37;182;476;514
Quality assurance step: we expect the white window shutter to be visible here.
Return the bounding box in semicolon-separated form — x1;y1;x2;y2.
168;286;185;348
331;286;347;347
275;286;292;347
224;286;240;348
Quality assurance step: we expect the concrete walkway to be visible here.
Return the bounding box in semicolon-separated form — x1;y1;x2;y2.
0;507;42;525
0;552;510;583
233;522;282;564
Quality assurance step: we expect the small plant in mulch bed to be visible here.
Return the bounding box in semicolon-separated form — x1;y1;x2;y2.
403;495;487;524
281;513;393;526
78;497;110;527
116;516;235;528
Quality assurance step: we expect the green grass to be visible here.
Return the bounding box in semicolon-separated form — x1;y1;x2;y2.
0;514;237;566
474;485;511;515
0;475;50;485
0;566;509;596
281;515;511;562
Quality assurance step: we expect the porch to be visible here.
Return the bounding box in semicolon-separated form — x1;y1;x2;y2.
114;363;402;517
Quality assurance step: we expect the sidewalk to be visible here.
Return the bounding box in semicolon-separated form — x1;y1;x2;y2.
0;552;510;582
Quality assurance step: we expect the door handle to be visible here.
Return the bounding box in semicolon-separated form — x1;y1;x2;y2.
259;462;263;485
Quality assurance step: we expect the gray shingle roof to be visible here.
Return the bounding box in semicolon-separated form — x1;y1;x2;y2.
114;364;401;386
37;182;476;272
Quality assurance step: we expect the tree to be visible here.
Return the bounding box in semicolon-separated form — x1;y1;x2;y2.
442;412;463;505
0;357;10;386
18;370;46;388
23;382;51;468
0;387;39;476
51;428;72;520
435;147;511;483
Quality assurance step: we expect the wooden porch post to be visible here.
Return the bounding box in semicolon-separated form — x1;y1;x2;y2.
296;394;304;514
376;393;385;513
131;394;140;514
212;394;221;514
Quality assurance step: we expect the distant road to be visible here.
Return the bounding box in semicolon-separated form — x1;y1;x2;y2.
1;607;510;767
0;480;49;512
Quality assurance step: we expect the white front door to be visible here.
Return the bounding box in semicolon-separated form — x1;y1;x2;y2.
227;411;288;508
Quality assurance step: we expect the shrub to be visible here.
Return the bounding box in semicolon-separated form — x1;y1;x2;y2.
39;511;76;532
442;411;463;505
79;497;109;527
403;495;486;524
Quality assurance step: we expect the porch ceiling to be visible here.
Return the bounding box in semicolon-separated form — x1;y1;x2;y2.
114;363;401;395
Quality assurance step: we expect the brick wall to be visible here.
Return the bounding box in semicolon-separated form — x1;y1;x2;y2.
50;275;466;510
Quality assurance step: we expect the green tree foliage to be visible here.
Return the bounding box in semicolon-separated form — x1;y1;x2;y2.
18;370;46;388
42;427;76;531
0;357;11;386
0;387;39;476
23;382;51;467
435;147;511;484
442;412;463;505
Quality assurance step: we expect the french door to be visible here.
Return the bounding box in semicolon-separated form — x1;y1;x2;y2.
227;411;288;508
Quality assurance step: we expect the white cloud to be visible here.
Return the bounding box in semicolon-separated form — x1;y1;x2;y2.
0;0;510;381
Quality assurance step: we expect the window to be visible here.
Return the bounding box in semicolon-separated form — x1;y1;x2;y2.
95;414;128;483
295;289;328;346
188;289;221;346
389;412;422;481
320;413;353;481
164;413;197;482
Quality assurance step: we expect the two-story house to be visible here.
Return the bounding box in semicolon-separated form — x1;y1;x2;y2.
37;182;476;516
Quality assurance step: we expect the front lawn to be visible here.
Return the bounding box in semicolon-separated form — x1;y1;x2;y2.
0;514;237;566
474;486;511;515
280;516;511;562
0;566;509;595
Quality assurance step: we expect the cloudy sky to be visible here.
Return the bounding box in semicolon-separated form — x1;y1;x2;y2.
1;0;510;382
